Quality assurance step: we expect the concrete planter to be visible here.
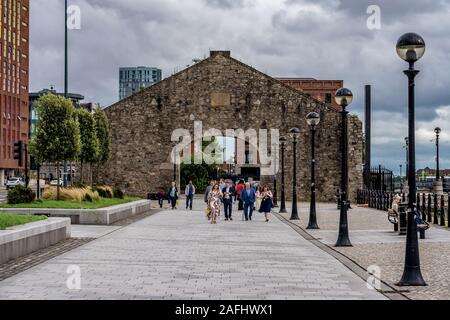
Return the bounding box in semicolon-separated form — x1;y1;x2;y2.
0;218;71;264
0;200;152;225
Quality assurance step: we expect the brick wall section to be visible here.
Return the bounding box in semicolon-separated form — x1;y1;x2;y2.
99;52;363;202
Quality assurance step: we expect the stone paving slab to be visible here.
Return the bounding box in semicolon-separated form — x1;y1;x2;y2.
280;202;393;231
70;225;121;239
0;201;385;300
336;243;450;300
279;202;450;300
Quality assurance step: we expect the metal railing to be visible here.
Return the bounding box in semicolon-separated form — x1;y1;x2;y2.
357;189;449;227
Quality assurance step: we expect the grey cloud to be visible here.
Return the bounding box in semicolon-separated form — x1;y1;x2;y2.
30;0;450;171
205;0;249;9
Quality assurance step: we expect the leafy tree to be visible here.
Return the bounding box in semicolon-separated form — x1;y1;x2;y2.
180;137;224;192
93;107;111;164
76;108;99;186
29;94;80;200
93;106;111;183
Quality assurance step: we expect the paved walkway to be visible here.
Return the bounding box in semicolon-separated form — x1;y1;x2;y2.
0;202;385;300
280;202;450;300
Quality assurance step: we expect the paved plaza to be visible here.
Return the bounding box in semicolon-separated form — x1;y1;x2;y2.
280;202;450;300
0;201;384;300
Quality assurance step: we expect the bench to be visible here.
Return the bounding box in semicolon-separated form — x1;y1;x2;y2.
388;209;399;232
417;218;430;240
388;208;430;239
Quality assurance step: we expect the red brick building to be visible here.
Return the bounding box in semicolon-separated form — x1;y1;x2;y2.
277;78;343;111
0;0;30;185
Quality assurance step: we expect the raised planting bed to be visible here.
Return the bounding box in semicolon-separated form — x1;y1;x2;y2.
0;214;47;230
0;217;71;264
0;197;141;209
0;200;152;225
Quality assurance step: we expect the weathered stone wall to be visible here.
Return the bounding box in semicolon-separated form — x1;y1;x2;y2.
99;51;363;202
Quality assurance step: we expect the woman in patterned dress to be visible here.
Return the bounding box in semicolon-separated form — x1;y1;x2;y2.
208;184;223;224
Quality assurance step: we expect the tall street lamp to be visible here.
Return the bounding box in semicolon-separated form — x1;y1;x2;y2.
400;164;403;193
306;112;320;230
63;0;69;188
396;32;427;287
279;136;288;214
273;145;279;208
404;137;409;185
173;144;177;183
335;88;353;247
435;127;441;181
290;128;300;220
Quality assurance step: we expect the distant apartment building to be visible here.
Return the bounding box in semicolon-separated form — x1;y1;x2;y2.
0;0;30;185
119;66;162;100
277;78;343;111
29;87;85;138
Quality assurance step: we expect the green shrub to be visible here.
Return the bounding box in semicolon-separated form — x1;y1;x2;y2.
113;187;124;199
84;192;93;202
94;186;113;199
73;182;88;189
7;186;36;204
43;187;101;202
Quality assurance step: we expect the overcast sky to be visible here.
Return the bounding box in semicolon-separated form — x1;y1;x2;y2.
30;0;450;174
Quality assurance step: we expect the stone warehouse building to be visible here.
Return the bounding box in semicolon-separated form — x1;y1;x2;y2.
100;51;363;202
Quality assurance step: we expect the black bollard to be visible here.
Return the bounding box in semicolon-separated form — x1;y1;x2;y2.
422;193;427;221
448;193;450;228
427;194;432;222
378;191;382;210
417;193;421;220
390;193;394;209
419;229;426;240
434;193;439;225
441;195;446;227
398;203;407;236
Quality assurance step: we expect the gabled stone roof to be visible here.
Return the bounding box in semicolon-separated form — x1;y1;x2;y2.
106;50;336;113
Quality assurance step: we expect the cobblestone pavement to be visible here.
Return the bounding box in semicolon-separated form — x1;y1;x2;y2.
0;201;385;300
279;202;450;300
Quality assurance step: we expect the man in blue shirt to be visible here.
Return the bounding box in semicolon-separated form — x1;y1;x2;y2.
185;181;196;210
241;182;256;221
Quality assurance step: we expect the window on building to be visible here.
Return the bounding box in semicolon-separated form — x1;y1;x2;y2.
325;93;332;104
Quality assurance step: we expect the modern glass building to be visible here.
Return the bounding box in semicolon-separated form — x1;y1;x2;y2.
119;66;162;100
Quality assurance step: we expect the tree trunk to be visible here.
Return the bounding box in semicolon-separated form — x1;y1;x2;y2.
96;162;100;185
56;162;61;201
80;160;84;185
90;162;93;188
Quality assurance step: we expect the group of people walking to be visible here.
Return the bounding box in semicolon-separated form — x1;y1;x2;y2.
157;180;196;211
205;179;273;225
158;178;274;225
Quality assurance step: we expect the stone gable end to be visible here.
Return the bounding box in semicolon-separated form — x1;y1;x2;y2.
100;51;363;202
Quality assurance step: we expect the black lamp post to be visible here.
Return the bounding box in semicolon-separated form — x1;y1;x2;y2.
173;144;177;183
400;164;403;193
405;137;409;184
335;88;353;247
396;32;427;287
290;128;300;220
279;136;288;214
273;145;279;208
306;112;320;230
63;0;69;187
435;127;441;181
